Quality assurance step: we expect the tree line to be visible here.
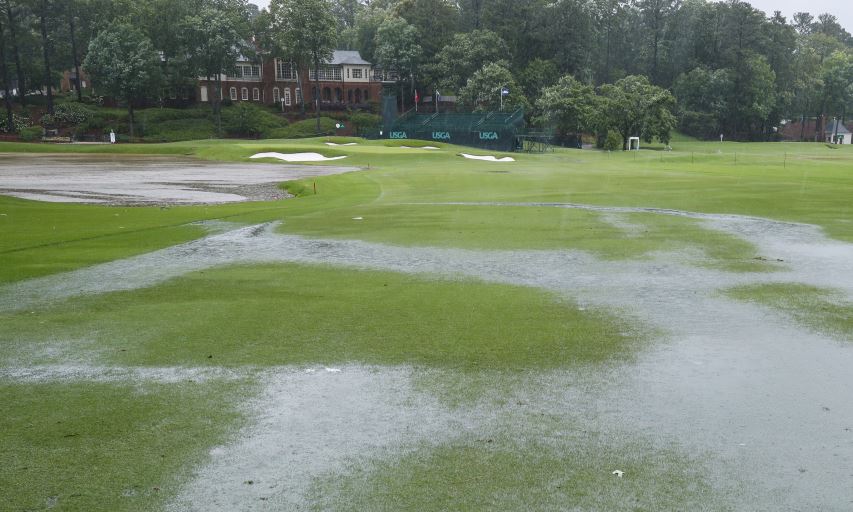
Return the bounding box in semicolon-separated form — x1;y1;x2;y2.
1;0;851;143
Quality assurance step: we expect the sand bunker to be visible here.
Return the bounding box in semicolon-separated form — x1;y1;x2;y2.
399;145;440;150
250;152;347;162
0;153;356;205
324;142;358;146
459;153;515;162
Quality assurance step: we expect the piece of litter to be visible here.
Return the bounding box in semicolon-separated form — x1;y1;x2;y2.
612;470;624;478
324;367;341;373
250;152;347;162
459;153;515;162
352;216;363;220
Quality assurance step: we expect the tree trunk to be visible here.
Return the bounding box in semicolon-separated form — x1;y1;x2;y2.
39;0;54;114
215;75;223;137
0;16;13;131
128;101;134;140
6;1;25;105
296;66;305;116
68;11;82;102
314;55;320;133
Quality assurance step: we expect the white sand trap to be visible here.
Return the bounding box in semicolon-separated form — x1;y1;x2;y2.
460;153;514;162
324;142;358;146
250;152;347;162
400;145;440;150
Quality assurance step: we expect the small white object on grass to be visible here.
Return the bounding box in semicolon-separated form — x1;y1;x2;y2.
612;470;624;478
352;216;364;220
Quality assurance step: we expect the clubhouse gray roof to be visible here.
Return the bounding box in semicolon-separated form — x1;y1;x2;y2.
827;119;851;134
329;50;371;66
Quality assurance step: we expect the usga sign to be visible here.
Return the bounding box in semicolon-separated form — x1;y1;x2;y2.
432;131;451;140
478;131;499;140
389;131;408;139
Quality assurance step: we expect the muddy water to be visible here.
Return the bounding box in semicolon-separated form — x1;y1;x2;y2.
2;205;853;509
0;153;357;204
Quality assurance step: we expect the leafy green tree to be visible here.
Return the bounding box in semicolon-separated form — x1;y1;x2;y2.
374;16;421;112
82;23;161;138
458;61;528;112
0;9;13;128
181;0;250;136
535;74;598;138
392;0;457;59
598;74;676;148
519;58;559;104
270;0;337;132
434;29;509;92
672;66;731;138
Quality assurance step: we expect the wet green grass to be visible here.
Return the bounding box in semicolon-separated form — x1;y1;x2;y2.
309;432;729;511
2;138;851;284
0;264;642;370
0;379;248;512
726;283;853;342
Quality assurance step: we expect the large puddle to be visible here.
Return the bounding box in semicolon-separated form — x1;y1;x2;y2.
2;204;852;509
0;153;357;204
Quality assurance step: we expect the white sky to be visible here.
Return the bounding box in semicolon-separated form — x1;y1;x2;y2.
249;0;852;33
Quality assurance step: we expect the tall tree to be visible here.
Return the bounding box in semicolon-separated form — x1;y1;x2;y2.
536;74;598;138
181;0;250;136
83;22;161;139
270;0;337;132
0;10;13;129
598;74;676;148
1;0;25;104
434;29;509;93
35;0;54;114
458;61;528;112
373;16;421;112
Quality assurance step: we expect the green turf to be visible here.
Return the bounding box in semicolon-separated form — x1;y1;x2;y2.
308;435;729;511
0;379;248;512
0;196;294;283
725;283;853;342
2;138;851;284
0;264;643;370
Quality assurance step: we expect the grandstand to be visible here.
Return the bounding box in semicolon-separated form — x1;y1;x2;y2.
384;108;527;152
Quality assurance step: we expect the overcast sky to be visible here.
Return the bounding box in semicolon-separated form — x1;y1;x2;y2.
249;0;852;33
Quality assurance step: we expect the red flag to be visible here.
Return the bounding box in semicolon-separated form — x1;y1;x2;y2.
414;90;419;104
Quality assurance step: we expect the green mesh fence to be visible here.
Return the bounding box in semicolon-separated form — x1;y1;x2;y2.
383;108;525;152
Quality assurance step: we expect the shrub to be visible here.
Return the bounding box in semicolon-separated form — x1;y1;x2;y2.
266;117;336;139
220;103;288;138
54;103;91;126
40;114;56;128
603;130;623;151
349;112;380;134
0;113;30;134
20;126;44;141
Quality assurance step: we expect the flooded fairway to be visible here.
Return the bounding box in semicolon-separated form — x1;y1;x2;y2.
3;202;852;509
